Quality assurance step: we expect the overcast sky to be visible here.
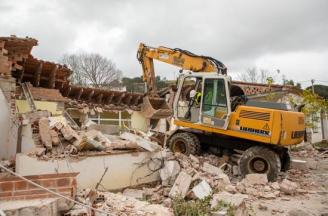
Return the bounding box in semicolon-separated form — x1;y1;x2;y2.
1;0;327;87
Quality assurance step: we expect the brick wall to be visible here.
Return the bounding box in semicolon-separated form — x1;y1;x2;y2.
0;172;78;201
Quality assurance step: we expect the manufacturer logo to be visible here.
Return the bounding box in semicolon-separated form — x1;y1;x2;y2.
262;123;270;131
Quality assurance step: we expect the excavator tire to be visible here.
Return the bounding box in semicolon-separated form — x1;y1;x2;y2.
168;132;201;155
239;146;281;181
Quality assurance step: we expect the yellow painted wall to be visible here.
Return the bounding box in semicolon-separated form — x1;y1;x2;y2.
16;100;63;115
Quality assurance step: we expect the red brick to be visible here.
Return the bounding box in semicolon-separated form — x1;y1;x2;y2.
27;180;41;189
40;179;55;188
15;181;27;190
0;196;12;201
14;189;45;196
0;172;79;182
11;195;26;200
0;191;13;197
57;187;71;194
25;194;49;200
0;182;13;192
57;178;70;187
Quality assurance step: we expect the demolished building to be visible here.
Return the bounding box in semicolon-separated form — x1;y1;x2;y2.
1;36;326;216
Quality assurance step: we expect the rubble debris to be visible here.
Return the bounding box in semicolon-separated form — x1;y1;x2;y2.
258;203;268;211
38;117;52;150
61;125;80;142
73;191;172;216
122;188;145;200
33;147;46;157
120;132;161;152
160;160;181;186
210;192;248;216
191;180;212;199
202;162;223;176
242;173;268;186
169;171;192;198
79;136;106;151
49;129;60;146
279;179;298;195
291;159;307;170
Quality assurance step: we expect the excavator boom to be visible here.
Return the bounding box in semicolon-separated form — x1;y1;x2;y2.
137;43;227;119
137;43;227;94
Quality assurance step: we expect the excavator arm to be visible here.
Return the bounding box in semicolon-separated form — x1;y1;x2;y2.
137;43;227;95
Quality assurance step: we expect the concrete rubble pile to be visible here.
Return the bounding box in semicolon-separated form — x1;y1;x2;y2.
66;189;172;216
122;148;320;215
25;111;162;159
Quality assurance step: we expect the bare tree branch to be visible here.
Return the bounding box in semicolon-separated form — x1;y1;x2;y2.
61;53;122;88
238;67;275;84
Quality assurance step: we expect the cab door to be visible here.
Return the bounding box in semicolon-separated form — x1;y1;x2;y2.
200;78;231;129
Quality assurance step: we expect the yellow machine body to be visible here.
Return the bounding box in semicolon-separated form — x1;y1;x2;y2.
174;105;305;146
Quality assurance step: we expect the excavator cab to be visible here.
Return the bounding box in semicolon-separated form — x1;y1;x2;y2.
174;73;231;129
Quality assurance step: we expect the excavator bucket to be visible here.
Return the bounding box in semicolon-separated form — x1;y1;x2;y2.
140;96;172;119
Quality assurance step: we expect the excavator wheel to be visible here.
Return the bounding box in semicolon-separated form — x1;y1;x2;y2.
239;146;281;181
168;132;201;155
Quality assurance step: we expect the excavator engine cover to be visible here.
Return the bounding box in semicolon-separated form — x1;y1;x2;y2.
141;96;172;119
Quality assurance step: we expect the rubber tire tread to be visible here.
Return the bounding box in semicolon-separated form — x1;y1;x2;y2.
239;145;281;181
168;132;201;155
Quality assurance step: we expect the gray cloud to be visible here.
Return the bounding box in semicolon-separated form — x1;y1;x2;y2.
1;0;327;85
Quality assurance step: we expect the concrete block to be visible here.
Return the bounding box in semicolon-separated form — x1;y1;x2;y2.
211;192;248;216
16;152;160;190
169;171;192;198
120;132;161;152
291;159;307;170
243;174;268;186
160;160;181;186
280;179;298;195
123;189;144;199
202;162;223;176
192;180;212;199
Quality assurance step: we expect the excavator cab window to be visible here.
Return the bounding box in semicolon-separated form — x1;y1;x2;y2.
176;76;202;123
201;78;229;128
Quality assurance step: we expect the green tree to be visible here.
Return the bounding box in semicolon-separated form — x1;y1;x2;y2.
300;89;328;128
306;84;328;99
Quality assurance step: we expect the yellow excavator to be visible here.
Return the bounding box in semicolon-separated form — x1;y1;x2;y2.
137;43;305;181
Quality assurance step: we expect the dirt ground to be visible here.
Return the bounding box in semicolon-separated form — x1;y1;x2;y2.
248;147;328;216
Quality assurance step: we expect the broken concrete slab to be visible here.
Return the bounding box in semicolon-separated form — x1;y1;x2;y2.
202;162;223;176
49;129;59;146
160;160;181;186
122;188;144;199
38;117;52;150
291;159;307;170
87;124;119;135
16;152;160;190
280;179;298;195
191;180;212;199
169;171;192;198
306;158;318;170
243;173;268;186
33;147;46;157
120;132;161;152
216;173;231;185
60;125;79;141
211;192;248;216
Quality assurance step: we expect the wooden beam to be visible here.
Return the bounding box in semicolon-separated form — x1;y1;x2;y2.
115;93;126;105
33;62;43;87
87;90;94;101
48;65;58;88
105;93;114;104
77;88;84;100
96;93;103;104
